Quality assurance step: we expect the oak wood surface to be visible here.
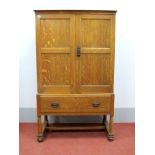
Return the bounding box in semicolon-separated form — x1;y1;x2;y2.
36;14;76;94
34;10;117;14
35;10;116;141
46;123;106;131
40;95;111;113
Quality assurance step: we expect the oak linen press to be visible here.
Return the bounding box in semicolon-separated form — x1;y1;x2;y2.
35;10;116;142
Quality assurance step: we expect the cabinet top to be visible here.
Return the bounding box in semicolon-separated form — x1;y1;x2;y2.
34;10;117;14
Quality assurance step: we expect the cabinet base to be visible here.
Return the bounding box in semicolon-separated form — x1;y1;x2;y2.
36;115;114;142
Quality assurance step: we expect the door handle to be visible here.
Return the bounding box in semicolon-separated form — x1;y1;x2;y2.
77;47;80;57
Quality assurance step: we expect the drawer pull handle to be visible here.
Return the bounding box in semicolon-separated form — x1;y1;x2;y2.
51;102;59;108
92;102;100;107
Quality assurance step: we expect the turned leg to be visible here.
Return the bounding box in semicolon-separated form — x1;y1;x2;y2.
37;95;44;142
37;115;44;142
107;115;114;141
107;94;114;141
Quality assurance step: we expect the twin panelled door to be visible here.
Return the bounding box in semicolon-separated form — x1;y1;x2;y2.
36;12;115;94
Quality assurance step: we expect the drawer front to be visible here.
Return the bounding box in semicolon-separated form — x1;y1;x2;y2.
39;95;112;113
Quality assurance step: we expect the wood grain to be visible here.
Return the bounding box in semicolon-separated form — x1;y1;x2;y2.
40;19;70;48
80;54;111;85
46;123;105;131
40;95;111;113
41;53;71;85
81;18;111;48
35;10;116;141
36;14;75;93
76;14;114;93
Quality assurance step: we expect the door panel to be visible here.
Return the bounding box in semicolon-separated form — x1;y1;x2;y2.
80;54;111;85
40;19;70;48
36;14;76;93
76;14;114;93
81;18;111;48
41;54;71;85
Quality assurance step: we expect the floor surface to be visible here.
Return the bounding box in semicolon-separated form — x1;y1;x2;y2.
19;123;135;155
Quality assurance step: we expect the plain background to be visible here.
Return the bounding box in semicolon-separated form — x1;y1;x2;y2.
0;0;155;155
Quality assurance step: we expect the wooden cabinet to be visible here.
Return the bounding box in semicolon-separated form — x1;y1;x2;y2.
35;10;116;142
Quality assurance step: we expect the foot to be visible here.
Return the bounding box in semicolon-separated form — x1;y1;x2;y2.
37;134;44;142
107;133;114;141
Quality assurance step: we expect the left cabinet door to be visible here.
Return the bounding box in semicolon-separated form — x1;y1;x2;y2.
36;14;76;94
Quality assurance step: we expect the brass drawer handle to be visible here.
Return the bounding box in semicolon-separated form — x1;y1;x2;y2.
92;101;100;107
51;102;59;108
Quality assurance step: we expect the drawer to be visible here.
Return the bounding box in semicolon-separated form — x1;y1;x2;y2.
39;94;113;114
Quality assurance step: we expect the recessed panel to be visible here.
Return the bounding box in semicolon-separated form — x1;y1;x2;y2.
80;54;111;85
41;53;71;86
40;19;70;48
81;19;111;48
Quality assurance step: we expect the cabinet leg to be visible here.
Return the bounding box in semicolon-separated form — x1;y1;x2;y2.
37;115;44;142
107;115;114;141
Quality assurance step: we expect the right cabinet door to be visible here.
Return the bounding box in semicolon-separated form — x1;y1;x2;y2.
76;14;115;94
